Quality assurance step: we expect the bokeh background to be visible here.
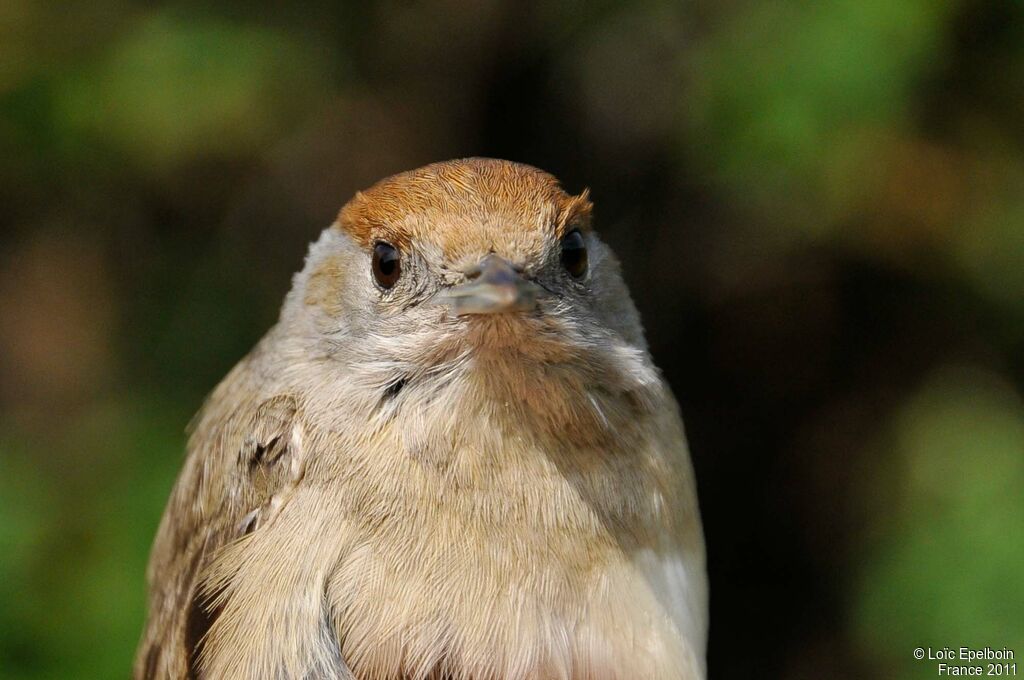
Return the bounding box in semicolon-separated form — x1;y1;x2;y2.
2;0;1023;678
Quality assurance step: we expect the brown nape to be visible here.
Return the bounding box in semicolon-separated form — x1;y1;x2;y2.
335;157;592;251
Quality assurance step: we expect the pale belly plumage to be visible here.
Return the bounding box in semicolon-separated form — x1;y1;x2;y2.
325;518;706;680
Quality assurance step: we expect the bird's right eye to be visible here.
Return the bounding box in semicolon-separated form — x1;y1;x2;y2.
560;229;588;279
372;242;401;289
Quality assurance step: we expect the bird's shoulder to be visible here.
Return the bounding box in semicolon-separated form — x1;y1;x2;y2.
135;344;313;679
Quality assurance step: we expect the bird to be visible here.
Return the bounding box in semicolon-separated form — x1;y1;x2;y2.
134;158;707;680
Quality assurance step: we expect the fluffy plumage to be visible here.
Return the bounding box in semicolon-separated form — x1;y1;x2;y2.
135;158;707;680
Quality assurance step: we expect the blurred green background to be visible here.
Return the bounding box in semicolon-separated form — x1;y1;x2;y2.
1;0;1022;678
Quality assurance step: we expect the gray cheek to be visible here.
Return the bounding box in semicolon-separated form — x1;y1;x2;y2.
374;255;443;314
585;241;648;350
286;230;379;341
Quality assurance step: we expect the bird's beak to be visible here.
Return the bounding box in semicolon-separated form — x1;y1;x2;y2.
434;254;542;316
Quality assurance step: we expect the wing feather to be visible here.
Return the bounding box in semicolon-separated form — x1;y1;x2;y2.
134;353;306;679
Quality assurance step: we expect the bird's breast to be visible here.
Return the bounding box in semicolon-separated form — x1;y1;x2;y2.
295;397;705;680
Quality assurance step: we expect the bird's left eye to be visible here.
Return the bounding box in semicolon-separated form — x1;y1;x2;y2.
372;242;401;289
560;229;588;278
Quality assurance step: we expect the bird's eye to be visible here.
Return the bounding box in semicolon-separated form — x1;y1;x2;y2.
372;242;401;289
560;229;588;278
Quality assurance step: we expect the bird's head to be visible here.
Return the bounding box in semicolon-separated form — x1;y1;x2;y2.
287;158;657;429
